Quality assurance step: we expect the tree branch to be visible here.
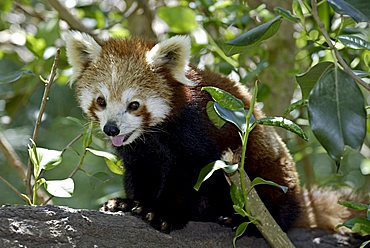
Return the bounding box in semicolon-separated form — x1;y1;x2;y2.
46;0;102;45
310;0;369;91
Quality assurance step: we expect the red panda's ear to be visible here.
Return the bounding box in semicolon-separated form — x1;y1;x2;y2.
146;36;196;86
63;31;101;84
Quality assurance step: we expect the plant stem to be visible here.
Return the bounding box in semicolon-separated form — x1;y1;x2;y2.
26;49;60;201
239;81;258;213
310;0;369;91
32;180;38;205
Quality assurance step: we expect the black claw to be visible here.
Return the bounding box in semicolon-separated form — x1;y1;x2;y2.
146;212;155;222
160;221;170;233
132;206;144;215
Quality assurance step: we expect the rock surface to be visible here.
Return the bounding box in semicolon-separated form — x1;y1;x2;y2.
0;205;363;247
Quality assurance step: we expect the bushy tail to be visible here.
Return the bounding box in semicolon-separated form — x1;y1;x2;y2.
294;186;369;233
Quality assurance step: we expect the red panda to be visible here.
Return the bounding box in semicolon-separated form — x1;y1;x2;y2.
63;31;366;233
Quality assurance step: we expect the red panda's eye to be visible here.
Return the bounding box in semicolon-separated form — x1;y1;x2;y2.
128;101;140;111
96;96;106;108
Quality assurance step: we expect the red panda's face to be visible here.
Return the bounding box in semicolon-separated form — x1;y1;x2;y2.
64;31;195;147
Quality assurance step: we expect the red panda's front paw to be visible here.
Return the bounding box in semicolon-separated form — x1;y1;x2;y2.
144;212;171;233
100;198;138;212
131;206;172;233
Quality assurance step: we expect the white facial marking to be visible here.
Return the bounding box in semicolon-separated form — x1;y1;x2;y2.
146;96;171;125
98;83;110;100
79;88;95;113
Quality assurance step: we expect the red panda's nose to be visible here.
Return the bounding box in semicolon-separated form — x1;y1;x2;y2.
103;122;120;136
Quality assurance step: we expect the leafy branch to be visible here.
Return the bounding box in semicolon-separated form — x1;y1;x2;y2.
196;82;305;247
310;0;369;91
26;48;60;201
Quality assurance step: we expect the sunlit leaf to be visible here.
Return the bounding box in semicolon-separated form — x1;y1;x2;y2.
233;222;250;248
307;67;366;164
226;16;282;47
202;86;244;110
256;117;308;141
360;240;370;248
338;35;370;50
44;178;74;198
0;70;33;84
296;61;334;99
194;160;238;191
28;143;63;177
86;148;124;175
157;6;197;33
327;0;369;22
353;70;370;77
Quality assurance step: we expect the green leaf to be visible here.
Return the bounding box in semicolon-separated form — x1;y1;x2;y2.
0;70;33;84
230;182;244;208
233;222;250;248
226;16;282;47
44;178;74;198
86;148;124;175
249;177;288;193
194;160;238;191
274;7;299;23
338;201;369;211
338;35;370;50
214;102;255;133
338;217;370;236
206;101;226;129
283;99;308;116
157;6;197;33
202;86;244;110
296;62;335;99
327;0;369;22
83;122;93;148
353;70;370;77
360;240;370;248
307;67;366;164
233;205;248;217
255;117;308;141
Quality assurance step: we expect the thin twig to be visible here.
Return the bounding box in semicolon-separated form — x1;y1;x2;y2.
47;0;102;45
26;48;61;200
61;133;83;155
0;131;27;181
0;175;29;204
310;0;369;91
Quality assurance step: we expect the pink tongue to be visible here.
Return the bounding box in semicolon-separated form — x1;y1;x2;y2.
111;135;126;147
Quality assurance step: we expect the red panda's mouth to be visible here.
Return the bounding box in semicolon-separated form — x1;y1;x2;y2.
111;132;133;147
